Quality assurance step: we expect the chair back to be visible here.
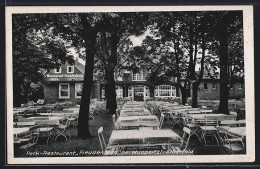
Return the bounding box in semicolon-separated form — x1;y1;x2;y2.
65;118;72;127
98;127;106;152
183;127;191;135
112;114;116;129
181;127;191;150
204;116;219;126
116;109;120;118
159;113;165;129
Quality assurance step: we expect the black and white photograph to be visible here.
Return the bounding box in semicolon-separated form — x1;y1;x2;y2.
6;6;254;164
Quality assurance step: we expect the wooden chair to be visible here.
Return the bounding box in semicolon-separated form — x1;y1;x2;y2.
116;109;120;118
200;126;220;146
221;132;245;154
55;118;72;141
183;117;201;141
70;117;78;128
19;127;40;150
98;127;106;152
89;106;96;120
180;127;192;151
170;112;184;128
204;116;219;126
112;114;117;129
37;123;55;145
158;113;165;129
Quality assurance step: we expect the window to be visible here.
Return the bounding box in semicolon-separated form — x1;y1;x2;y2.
101;87;105;98
116;86;123;98
67;66;74;73
212;83;217;90
75;83;83;98
59;83;70;99
128;86;133;97
132;71;147;81
155;85;176;97
54;67;61;73
204;83;208;90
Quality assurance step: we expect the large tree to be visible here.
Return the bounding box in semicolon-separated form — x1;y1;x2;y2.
13;13;105;138
12;14;74;107
148;12;196;105
213;11;243;114
94;13;148;114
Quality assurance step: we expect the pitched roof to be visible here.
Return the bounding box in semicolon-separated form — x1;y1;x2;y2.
74;59;85;74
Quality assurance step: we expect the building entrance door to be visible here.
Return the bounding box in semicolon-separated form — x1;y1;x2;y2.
133;86;144;101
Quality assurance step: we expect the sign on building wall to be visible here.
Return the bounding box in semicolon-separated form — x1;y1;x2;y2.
46;74;84;81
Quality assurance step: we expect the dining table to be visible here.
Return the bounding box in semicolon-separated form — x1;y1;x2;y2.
219;119;246;126
39;111;78;117
13;127;31;138
120;108;151;116
216;126;246;138
107;128;181;149
115;115;159;129
187;113;236;122
25;116;65;125
14;121;37;127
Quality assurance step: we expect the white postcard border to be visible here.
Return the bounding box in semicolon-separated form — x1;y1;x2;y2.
6;5;255;164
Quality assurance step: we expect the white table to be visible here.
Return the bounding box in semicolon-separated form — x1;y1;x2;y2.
14;122;36;127
13;127;31;141
187;114;236;121
107;129;181;148
39;112;78;117
26;116;65;125
115;115;159;129
120;108;151;117
216;126;246;138
220;120;246;126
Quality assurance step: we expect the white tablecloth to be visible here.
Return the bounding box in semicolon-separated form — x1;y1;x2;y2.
120;108;151;117
13;127;31;137
108;129;181;147
116;115;159;128
216;126;246;137
188;114;236;121
26;116;65;125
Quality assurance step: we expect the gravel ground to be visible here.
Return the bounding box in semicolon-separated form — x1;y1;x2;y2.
14;112;245;157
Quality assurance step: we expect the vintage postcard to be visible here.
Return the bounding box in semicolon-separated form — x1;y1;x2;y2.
6;5;254;164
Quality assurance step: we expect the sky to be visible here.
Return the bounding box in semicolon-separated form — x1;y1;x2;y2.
72;29;152;65
129;29;151;47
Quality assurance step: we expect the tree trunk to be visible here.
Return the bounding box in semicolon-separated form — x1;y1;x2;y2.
105;66;117;114
125;84;128;97
122;85;126;97
191;82;199;108
104;32;119;114
13;80;22;107
149;85;155;98
179;85;187;105
77;14;97;138
218;22;229;114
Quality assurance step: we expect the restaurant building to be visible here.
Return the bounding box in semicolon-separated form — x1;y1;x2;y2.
43;59;102;105
43;59;245;103
113;69;245;101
